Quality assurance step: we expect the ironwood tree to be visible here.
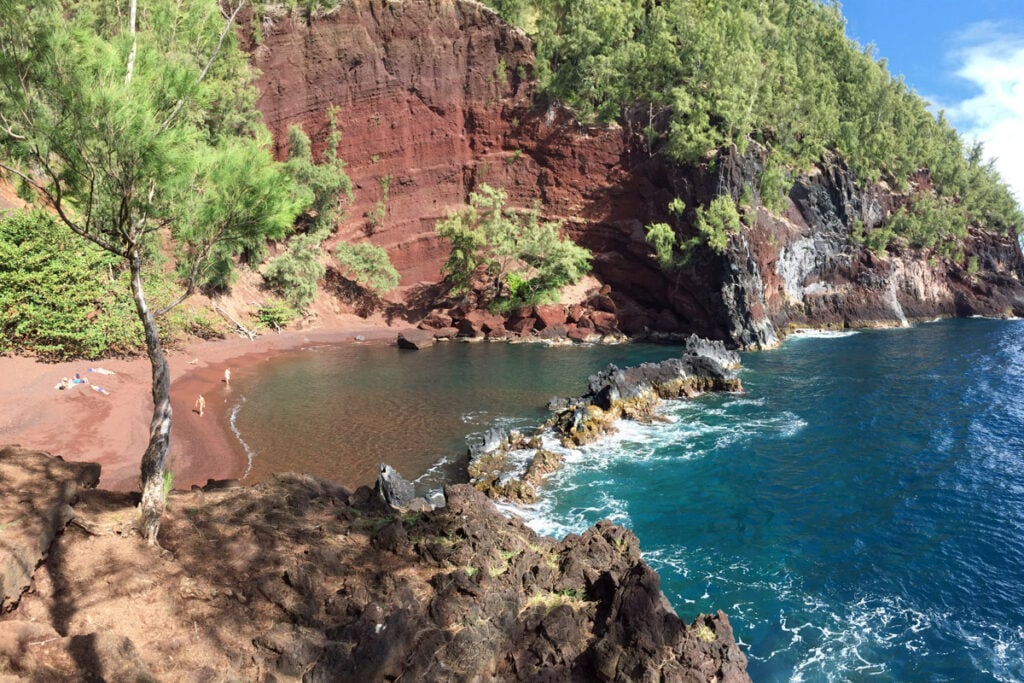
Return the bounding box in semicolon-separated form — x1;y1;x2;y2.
0;0;305;543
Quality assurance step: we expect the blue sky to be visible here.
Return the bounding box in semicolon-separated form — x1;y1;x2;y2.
839;1;1024;201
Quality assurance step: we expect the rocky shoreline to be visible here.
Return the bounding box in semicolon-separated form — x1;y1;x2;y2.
460;335;742;505
0;445;750;681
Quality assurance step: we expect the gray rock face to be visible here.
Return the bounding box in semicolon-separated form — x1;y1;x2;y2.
375;463;415;509
713;147;1024;345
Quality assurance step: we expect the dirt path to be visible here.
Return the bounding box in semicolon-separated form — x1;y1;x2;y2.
0;318;401;491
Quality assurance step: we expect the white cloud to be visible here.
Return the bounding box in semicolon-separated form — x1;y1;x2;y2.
944;23;1024;204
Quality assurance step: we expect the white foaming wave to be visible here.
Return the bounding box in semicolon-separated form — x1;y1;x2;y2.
955;620;1024;682
645;546;943;682
721;396;768;408
228;398;257;479
519;481;632;539
413;454;456;488
523;401;809;536
785;329;860;340
461;410;489;424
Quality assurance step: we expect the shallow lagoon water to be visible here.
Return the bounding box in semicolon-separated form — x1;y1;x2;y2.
231;319;1024;680
228;341;681;488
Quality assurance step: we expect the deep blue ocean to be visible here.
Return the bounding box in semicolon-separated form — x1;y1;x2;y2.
521;318;1024;681
230;318;1024;681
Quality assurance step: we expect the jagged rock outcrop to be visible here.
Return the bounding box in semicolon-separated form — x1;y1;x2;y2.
0;453;750;681
249;1;1024;348
468;336;742;502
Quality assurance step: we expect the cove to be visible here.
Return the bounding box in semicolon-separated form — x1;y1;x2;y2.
226;340;682;489
227;318;1024;680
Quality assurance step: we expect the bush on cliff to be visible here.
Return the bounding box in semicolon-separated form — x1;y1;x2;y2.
334;241;400;295
436;184;592;308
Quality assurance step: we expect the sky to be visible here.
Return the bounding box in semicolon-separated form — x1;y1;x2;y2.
839;1;1024;203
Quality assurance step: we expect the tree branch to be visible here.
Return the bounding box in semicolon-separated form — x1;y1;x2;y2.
159;0;246;132
125;0;138;86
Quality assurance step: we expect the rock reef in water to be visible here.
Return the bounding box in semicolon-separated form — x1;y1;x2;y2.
0;447;750;681
469;335;741;503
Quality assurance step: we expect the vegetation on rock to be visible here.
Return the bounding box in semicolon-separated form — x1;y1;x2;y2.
483;0;1022;244
334;241;400;295
436;184;592;310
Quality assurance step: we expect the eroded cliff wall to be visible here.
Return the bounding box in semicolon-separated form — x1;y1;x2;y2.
250;0;1024;348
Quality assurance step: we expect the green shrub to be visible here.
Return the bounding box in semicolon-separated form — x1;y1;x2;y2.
436;184;591;305
645;222;679;269
334;242;400;295
256;298;298;331
262;233;326;310
695;196;742;254
0;210;146;359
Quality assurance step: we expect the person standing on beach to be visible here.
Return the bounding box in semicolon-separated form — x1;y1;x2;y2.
224;368;231;386
194;395;206;416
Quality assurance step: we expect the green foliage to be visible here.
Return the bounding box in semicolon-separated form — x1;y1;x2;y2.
644;222;679;269
0;209;213;358
759;155;792;214
284;111;353;235
435;184;591;306
0;210;138;359
256;298;298;331
887;193;967;251
514;0;1020;237
262;233;326;310
696;196;742;254
0;0;305;334
334;241;400;295
364;175;391;235
251;0;343;24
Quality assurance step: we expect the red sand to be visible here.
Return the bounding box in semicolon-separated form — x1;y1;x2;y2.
0;320;400;491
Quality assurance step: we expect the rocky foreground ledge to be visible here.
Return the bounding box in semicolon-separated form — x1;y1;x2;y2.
469;335;743;503
1;446;749;681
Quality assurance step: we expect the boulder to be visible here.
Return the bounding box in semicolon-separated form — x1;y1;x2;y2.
537;323;568;340
589;311;619;333
375;464;415;509
534;304;568;329
432;327;460;340
566;325;595;343
418;311;453;330
507;317;536;335
587;293;617;314
397;328;435;350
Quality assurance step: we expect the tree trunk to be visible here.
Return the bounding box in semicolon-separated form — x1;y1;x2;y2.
129;253;172;545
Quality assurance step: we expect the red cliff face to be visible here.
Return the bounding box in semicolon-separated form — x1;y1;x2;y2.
250;0;1024;347
253;0;539;284
251;0;665;304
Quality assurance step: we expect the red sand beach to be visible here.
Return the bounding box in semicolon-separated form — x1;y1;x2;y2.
0;320;399;491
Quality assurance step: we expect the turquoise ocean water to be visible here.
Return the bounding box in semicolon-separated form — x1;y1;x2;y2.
230;318;1024;680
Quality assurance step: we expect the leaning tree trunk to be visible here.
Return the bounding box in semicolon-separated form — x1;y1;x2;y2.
129;253;173;544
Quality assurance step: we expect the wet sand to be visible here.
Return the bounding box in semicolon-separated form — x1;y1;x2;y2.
0;323;399;491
